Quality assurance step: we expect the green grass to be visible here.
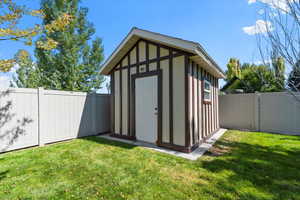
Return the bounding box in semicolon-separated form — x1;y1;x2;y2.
0;130;300;200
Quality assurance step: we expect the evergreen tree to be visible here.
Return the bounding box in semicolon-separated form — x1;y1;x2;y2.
12;50;41;88
34;0;105;92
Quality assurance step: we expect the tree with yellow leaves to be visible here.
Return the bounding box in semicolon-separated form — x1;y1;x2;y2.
0;0;72;72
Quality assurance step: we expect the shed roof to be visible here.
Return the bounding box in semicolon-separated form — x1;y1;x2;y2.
100;27;226;78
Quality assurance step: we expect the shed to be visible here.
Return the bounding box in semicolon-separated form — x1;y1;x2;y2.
100;28;226;153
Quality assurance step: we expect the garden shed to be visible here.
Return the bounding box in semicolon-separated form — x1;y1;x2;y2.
100;28;225;153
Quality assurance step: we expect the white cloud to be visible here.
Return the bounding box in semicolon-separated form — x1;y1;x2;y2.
254;59;272;65
242;20;273;35
248;0;257;4
258;9;265;15
248;0;297;13
0;76;11;88
10;64;20;73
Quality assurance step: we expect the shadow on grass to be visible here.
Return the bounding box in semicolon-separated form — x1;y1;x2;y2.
279;137;300;142
199;138;300;199
0;170;8;181
81;135;136;150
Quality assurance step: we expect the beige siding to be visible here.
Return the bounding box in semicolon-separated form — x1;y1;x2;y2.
122;56;128;67
198;71;220;138
198;67;202;140
111;39;224;150
208;76;211;135
149;62;157;71
114;70;120;134
172;56;185;146
131;66;137;75
188;62;205;146
122;69;128;135
188;63;193;146
206;105;209;136
139;41;146;62
211;76;217;132
161;47;169;57
161;59;170;143
130;47;137;65
214;78;218;130
216;79;219;128
193;69;198;143
149;44;157;60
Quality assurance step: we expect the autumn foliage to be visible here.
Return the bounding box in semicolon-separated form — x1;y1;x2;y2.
0;0;72;71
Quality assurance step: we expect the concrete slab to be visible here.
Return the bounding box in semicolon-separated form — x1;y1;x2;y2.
97;129;227;160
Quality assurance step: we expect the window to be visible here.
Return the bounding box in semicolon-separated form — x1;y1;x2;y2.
204;79;211;102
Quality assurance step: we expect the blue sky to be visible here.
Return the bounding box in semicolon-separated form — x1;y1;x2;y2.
0;0;268;92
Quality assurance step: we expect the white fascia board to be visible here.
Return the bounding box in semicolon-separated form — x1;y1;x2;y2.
100;28;226;79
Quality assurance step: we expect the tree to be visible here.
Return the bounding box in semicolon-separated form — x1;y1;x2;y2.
31;0;105;92
271;53;286;90
253;0;300;96
288;61;300;91
12;50;41;88
223;58;285;93
0;0;72;72
226;58;242;80
240;64;279;93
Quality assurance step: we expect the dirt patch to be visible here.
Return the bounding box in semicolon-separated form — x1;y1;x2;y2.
206;145;232;157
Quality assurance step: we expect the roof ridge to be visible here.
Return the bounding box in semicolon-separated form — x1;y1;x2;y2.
133;27;199;46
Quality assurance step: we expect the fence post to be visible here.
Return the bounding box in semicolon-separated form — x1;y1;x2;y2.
91;93;97;135
254;92;261;132
38;87;45;146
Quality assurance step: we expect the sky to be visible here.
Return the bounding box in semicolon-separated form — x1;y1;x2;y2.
0;0;275;92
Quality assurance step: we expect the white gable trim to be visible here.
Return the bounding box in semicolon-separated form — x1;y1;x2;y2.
100;28;225;78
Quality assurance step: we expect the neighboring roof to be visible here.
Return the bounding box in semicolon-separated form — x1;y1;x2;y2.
100;27;226;78
221;76;240;92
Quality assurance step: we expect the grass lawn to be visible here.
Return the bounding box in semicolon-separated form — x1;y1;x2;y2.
0;130;300;200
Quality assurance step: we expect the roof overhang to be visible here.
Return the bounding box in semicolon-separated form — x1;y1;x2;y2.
100;27;226;79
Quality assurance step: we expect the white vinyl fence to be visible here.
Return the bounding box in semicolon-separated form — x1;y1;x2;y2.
0;88;110;153
219;92;300;135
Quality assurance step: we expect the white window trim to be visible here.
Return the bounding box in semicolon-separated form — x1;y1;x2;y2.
204;80;211;102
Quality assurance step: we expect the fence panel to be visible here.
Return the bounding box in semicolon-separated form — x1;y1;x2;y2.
94;94;111;134
259;92;300;135
0;89;39;152
219;92;300;135
219;93;256;130
0;88;111;153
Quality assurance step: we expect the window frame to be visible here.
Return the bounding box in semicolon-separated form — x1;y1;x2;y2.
203;79;212;103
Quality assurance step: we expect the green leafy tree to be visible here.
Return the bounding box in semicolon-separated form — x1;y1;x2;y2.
223;58;285;93
240;64;279;93
31;0;105;92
